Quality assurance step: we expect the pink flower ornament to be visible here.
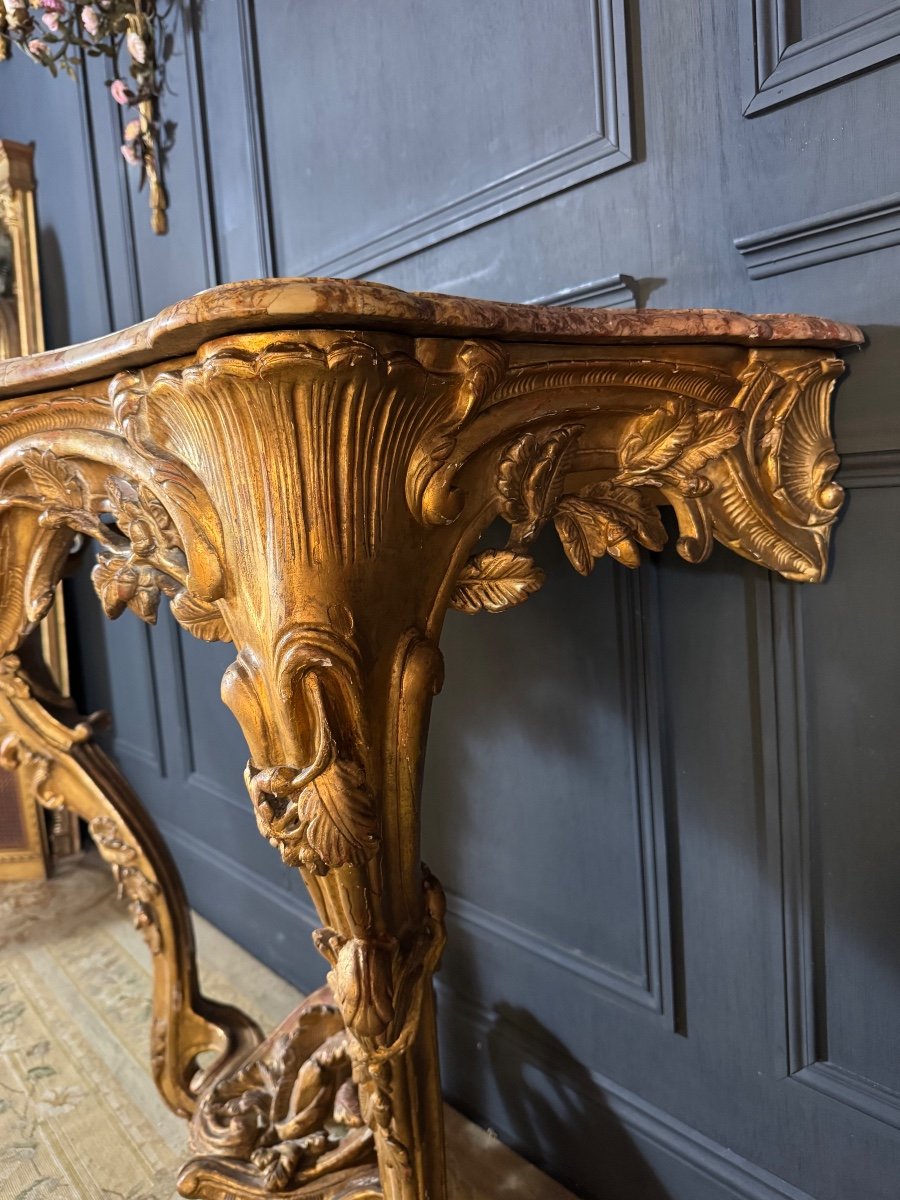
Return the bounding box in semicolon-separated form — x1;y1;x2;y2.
41;0;65;10
81;5;98;36
27;38;49;57
42;10;59;30
110;78;130;104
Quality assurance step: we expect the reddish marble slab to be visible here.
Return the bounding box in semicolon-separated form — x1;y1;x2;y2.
0;277;864;398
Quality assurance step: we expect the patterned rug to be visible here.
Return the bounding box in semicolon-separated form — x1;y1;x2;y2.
0;855;574;1200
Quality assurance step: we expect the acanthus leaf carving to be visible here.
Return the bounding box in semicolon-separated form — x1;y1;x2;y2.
497;423;583;546
20;447;89;516
449;548;545;613
238;654;379;877
554;483;667;574
616;397;744;496
452;394;745;606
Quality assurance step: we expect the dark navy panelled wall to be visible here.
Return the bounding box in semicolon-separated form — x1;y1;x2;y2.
3;3;900;1197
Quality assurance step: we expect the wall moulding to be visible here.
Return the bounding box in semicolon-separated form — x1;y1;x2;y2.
527;273;638;309
757;574;900;1130
304;0;632;278
742;0;900;116
439;984;820;1200
735;193;900;279
440;566;675;1023
836;447;900;489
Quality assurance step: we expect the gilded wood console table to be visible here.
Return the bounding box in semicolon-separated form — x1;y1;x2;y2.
0;280;862;1200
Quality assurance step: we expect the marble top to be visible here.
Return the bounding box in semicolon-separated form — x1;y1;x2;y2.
0;277;864;398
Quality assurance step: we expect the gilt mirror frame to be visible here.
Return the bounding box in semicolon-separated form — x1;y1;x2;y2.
0;137;78;877
0;139;44;359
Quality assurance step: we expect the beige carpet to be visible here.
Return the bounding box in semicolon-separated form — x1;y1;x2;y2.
0;854;576;1200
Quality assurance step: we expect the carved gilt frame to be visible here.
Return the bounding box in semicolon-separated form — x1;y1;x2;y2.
0;137;77;877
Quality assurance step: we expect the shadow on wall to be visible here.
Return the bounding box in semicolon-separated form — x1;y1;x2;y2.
482;1002;673;1200
424;519;678;1199
36;225;69;349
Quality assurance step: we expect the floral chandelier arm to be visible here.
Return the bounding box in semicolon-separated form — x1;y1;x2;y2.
0;0;168;234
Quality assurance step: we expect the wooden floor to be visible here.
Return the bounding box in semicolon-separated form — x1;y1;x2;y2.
0;854;578;1199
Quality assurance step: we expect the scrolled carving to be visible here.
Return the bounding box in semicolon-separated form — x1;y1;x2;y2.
0;651;262;1119
748;354;845;525
227;626;379;877
0;730;65;809
184;989;376;1197
88;814;164;955
0;438;226;639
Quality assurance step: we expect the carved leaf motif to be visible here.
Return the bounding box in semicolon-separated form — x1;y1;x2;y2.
553;499;604;576
170;591;230;643
498;424;582;545
676;407;744;476
618;399;743;493
21;449;87;512
106;477;181;558
296;757;379;876
91;552;178;624
450;549;545;613
554;484;666;573
618;400;696;473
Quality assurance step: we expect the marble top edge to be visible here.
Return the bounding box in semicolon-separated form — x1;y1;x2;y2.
0;277;864;398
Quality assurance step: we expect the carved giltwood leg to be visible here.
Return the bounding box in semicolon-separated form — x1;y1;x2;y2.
179;598;451;1200
0;511;261;1117
0;651;263;1115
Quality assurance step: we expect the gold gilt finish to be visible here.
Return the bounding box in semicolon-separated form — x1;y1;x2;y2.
0;280;862;1200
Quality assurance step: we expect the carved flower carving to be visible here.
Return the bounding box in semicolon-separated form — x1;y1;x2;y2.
105;477;180;558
